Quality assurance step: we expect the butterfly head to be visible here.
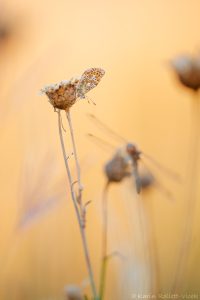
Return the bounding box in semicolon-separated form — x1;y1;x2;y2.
126;143;141;161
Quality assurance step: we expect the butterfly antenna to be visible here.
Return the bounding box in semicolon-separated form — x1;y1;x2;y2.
86;95;96;106
142;152;182;183
87;114;127;143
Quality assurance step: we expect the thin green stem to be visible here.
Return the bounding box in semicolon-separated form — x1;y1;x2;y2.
57;110;97;299
99;181;110;300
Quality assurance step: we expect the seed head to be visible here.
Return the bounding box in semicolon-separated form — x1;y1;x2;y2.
140;172;154;190
171;54;200;91
40;68;105;111
40;78;79;111
64;285;83;300
105;148;132;183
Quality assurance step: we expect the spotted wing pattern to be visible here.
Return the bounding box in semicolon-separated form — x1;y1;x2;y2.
76;68;105;99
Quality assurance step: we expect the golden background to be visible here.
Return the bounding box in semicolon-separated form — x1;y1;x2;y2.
0;0;200;299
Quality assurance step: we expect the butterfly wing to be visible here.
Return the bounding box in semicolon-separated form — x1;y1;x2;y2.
142;152;181;183
76;68;105;99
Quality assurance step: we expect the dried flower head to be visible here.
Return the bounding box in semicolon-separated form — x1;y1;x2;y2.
40;78;79;111
171;54;200;91
40;68;105;110
64;285;84;300
105;147;132;183
140;172;154;190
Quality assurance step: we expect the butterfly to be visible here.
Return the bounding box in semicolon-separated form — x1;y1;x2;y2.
41;68;105;110
87;114;181;197
76;68;105;99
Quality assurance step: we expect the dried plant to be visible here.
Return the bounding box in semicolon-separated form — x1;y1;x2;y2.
100;147;157;299
171;54;200;91
40;68;105;300
104;147;133;183
64;285;84;300
40;78;79;111
88;115;178;299
139;172;154;190
40;68;105;111
171;53;200;292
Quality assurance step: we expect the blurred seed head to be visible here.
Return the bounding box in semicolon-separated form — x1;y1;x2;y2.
0;6;24;52
40;78;79;111
0;11;13;46
140;172;155;190
105;148;132;183
64;285;84;300
0;24;9;41
171;54;200;91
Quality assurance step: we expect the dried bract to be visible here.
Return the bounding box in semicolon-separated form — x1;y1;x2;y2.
105;148;132;183
64;285;84;300
171;54;200;91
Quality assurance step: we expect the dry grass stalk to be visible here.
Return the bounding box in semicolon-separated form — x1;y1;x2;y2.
57;107;97;299
40;68;105;300
99;145;152;298
87;117;170;298
99;145;136;298
171;54;200;292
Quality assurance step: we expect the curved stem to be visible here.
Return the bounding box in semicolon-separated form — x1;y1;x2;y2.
66;110;83;203
57;110;97;299
172;92;200;293
99;181;110;300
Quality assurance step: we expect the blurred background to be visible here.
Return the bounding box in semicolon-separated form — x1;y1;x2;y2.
0;0;200;299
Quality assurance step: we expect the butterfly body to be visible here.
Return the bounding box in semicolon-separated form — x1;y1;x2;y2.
41;68;105;110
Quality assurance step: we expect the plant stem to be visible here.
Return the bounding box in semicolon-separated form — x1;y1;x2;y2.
146;200;160;296
172;92;200;293
66;110;83;202
136;193;151;292
99;181;110;300
57;110;97;299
